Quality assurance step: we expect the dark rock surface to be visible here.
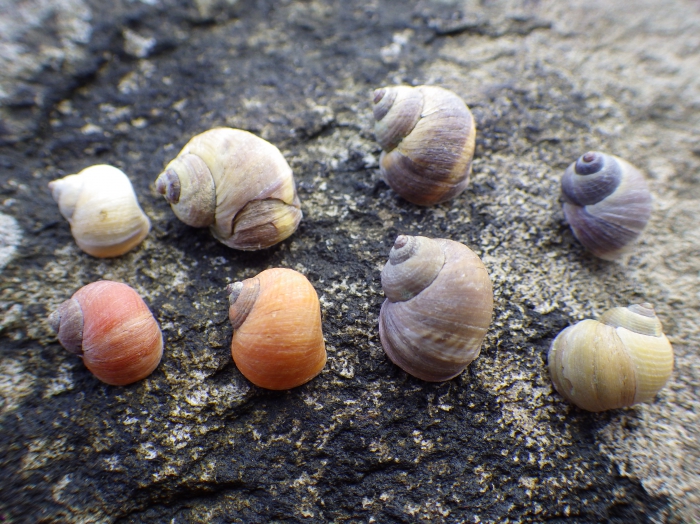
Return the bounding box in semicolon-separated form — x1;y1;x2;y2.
1;0;699;522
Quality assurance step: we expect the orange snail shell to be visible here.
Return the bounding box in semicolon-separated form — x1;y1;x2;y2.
49;281;163;386
227;268;326;390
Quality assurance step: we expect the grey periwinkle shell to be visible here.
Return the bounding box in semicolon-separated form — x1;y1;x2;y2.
378;235;493;381
561;151;652;260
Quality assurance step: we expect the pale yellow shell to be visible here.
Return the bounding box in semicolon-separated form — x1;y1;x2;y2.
548;303;673;412
49;165;150;258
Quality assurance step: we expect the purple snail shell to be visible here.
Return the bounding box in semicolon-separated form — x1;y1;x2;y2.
561;151;652;260
378;235;493;381
371;86;477;206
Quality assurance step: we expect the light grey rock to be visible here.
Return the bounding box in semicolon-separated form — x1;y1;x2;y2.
0;0;92;142
0;213;22;272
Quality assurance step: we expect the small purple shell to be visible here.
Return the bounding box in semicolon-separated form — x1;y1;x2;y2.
561;152;652;260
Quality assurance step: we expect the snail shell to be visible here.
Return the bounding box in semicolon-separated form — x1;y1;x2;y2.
155;127;302;250
227;268;326;390
372;85;476;206
378;235;493;381
49;165;151;258
48;281;163;386
548;303;674;412
561;151;652;260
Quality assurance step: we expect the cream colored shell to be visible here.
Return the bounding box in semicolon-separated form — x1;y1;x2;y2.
548;303;673;412
49;165;150;258
155;128;302;251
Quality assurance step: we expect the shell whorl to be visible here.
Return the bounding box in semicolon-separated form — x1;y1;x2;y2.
561;152;652;260
373;87;423;152
561;151;622;206
48;298;84;355
227;278;261;329
381;235;445;302
155;154;216;228
548;319;636;412
599;302;663;336
379;236;493;382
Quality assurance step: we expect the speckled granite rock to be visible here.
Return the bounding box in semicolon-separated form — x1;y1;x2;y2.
1;0;699;522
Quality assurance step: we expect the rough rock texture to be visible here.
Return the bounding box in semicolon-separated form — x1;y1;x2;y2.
1;0;699;522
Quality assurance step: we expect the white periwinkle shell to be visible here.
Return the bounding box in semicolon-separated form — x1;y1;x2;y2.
49;165;150;258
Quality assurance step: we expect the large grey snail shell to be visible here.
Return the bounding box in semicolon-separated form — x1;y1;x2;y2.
372;86;477;206
378;235;493;381
548;302;674;412
561;151;652;260
155;128;302;250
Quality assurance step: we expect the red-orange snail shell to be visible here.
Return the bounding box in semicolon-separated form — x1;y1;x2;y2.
48;281;163;386
226;268;326;390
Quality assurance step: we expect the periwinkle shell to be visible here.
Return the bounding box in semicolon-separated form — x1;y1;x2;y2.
156;128;303;250
561;151;652;260
548;303;674;412
49;281;163;386
378;235;493;381
227;268;326;390
372;86;477;206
